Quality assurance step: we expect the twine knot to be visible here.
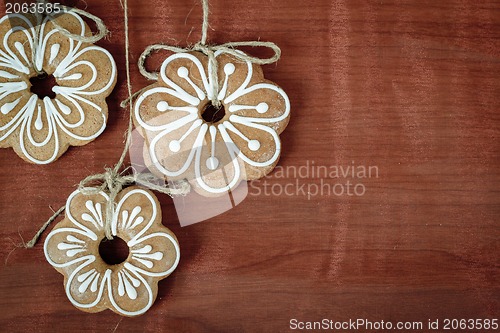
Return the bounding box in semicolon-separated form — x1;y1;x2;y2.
78;167;190;240
78;167;132;240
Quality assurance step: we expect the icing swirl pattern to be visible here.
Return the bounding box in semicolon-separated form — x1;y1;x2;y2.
44;186;180;316
134;51;290;195
0;11;117;164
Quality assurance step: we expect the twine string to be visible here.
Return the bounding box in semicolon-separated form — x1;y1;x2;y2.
137;0;281;107
75;0;191;240
32;0;109;74
25;0;189;248
25;206;65;248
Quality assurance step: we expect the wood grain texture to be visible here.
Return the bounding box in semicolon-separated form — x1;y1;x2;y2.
0;0;499;332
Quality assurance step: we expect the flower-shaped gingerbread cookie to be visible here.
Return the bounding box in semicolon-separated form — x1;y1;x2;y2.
133;51;290;196
44;186;180;316
0;12;116;164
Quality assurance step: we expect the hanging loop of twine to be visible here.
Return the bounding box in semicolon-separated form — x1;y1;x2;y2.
31;0;109;74
35;0;109;43
136;0;281;108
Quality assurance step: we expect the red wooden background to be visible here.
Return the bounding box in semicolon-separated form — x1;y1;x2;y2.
0;0;498;332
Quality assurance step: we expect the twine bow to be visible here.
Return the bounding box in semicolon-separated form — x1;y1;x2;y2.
137;0;281;108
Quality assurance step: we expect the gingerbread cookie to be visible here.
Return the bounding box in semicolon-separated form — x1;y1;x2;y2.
44;186;180;316
133;51;290;196
0;11;116;164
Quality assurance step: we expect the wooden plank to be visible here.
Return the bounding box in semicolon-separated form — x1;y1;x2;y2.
0;0;498;331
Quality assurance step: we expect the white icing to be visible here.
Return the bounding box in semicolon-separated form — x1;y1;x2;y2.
177;66;188;78
0;70;19;79
217;63;235;100
77;268;96;282
122;206;143;229
14;41;29;66
169;140;180;152
248;140;260;151
131;245;164;268
228;102;269;114
78;271;99;293
117;270;138;299
0;12;116;164
1;97;21;115
157;101;168;112
132;245;152;254
54;99;71;115
34;105;43;130
44;188;180;316
206;125;219;170
0;81;27;101
224;63;235;75
49;43;60;64
206;156;219;170
256;102;269;113
134;51;290;193
60;73;83;80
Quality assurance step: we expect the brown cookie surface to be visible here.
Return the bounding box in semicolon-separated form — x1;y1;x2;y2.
44;186;180;317
0;11;117;164
133;51;290;196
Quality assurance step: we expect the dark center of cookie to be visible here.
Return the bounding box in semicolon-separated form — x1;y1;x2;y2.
201;102;226;124
29;73;56;99
98;237;130;265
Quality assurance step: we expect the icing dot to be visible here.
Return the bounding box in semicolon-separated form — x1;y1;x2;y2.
169;140;180;152
157;101;169;112
248;140;260;151
224;63;235;75
206;156;219;170
256;102;268;114
177;66;189;78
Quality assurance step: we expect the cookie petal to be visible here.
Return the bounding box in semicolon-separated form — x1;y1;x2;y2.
160;52;209;103
65;258;109;312
47;93;107;142
16;96;62;164
39;11;90;74
0;14;34;75
225;82;290;134
214;51;253;102
113;188;160;245
106;267;154;316
0;93;33;144
127;231;180;277
222;116;281;170
192;125;244;194
146;117;205;179
134;84;199;132
53;45;116;96
65;189;109;238
44;225;97;268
